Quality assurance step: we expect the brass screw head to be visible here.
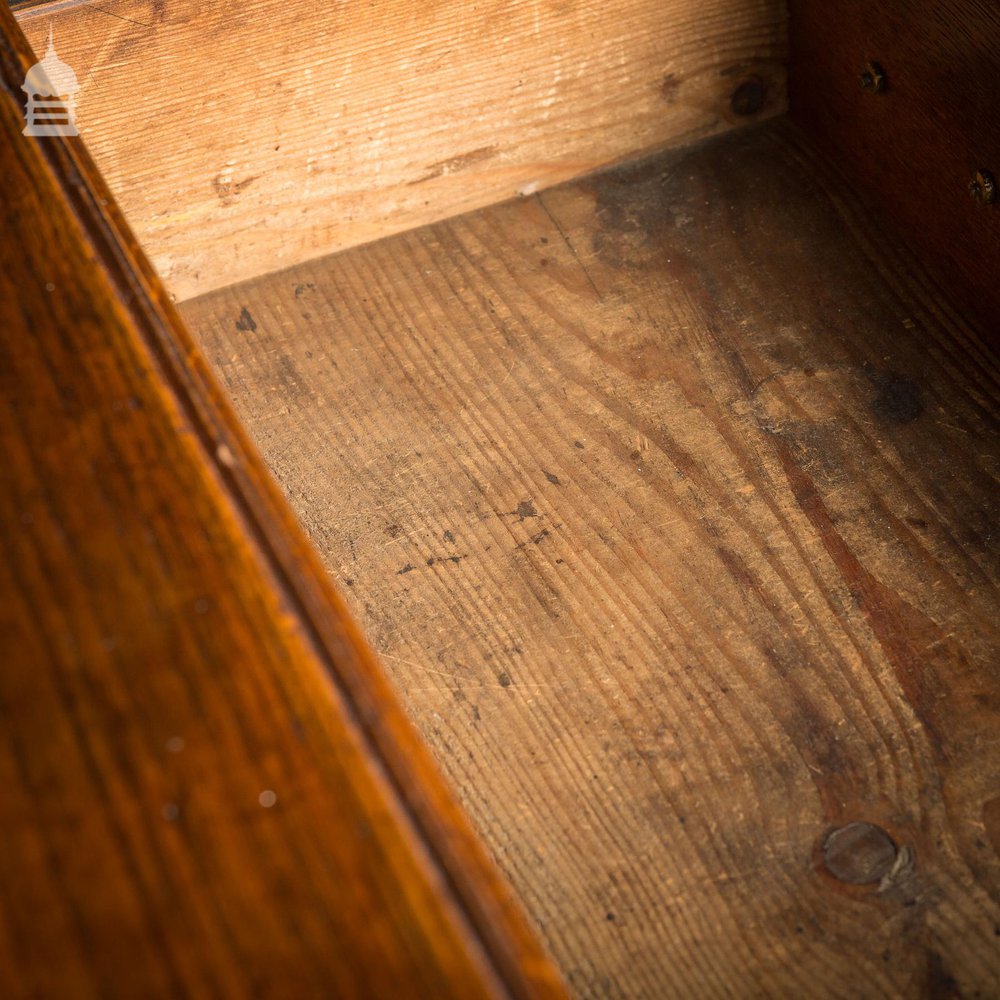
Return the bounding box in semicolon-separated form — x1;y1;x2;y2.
859;61;886;92
969;169;997;205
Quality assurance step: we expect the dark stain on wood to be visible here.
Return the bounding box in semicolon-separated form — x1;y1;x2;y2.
183;120;1000;996
409;146;499;186
926;950;963;999
514;500;539;520
868;369;924;424
213;173;259;206
659;73;680;102
235;306;257;332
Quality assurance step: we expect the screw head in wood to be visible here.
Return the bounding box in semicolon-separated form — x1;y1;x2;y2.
969;169;997;205
859;62;886;93
822;822;897;884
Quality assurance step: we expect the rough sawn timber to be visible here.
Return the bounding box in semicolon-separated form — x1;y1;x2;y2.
184;120;1000;998
16;0;786;300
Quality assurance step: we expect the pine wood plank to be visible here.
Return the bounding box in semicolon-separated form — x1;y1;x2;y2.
15;0;786;301
183;120;1000;998
0;6;565;997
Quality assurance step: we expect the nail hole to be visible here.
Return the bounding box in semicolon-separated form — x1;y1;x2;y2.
730;77;765;116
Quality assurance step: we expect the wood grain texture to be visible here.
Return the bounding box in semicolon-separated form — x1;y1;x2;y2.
789;0;1000;336
184;119;1000;998
0;6;566;997
16;0;786;301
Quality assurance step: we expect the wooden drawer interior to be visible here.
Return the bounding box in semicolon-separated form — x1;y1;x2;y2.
10;1;1000;996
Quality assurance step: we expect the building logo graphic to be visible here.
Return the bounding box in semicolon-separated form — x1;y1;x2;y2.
22;27;80;137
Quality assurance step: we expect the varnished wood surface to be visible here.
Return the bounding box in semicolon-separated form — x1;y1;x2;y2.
0;6;566;997
15;0;786;300
789;0;1000;336
184;120;1000;997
